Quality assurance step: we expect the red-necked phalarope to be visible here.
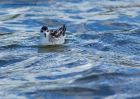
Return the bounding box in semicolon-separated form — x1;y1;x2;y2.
39;25;66;46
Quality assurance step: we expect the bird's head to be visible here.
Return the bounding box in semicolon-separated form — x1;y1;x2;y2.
41;25;48;32
40;26;50;37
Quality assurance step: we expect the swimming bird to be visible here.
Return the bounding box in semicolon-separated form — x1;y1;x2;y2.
39;25;66;46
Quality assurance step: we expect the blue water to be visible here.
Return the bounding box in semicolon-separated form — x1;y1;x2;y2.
0;0;140;99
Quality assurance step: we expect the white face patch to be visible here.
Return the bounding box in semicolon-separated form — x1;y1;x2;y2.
45;31;50;35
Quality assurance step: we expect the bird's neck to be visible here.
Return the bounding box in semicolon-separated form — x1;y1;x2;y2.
39;32;49;45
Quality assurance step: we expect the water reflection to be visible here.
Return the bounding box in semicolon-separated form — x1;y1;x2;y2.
38;45;68;53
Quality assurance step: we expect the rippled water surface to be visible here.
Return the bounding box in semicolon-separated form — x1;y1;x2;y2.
0;0;140;99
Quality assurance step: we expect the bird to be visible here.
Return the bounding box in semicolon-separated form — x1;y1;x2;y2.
39;25;66;46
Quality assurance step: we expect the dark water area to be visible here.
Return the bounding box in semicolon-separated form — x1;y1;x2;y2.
0;0;140;99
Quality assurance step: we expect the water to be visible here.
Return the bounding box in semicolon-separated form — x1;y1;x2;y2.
0;0;140;99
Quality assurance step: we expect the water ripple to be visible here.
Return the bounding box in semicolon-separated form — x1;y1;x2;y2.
0;0;140;99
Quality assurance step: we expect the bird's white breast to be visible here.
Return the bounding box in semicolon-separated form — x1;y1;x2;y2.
39;33;65;46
